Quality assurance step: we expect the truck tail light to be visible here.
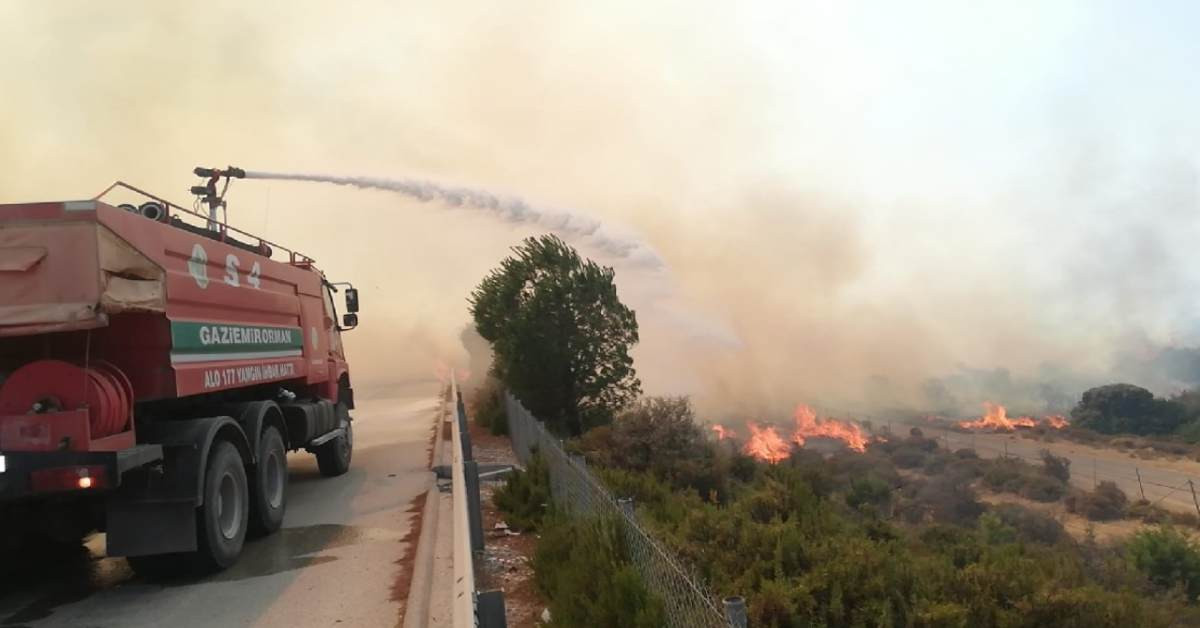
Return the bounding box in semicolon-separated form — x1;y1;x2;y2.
30;465;107;493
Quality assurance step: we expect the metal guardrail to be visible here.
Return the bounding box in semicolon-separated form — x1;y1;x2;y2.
504;393;745;628
449;374;506;628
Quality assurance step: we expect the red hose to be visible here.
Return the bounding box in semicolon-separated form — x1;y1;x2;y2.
0;359;132;439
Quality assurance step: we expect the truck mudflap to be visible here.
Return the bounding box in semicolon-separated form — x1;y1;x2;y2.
106;416;250;557
0;444;162;501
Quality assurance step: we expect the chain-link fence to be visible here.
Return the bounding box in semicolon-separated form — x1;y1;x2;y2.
504;393;733;628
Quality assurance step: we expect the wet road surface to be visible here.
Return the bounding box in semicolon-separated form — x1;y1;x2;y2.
0;380;440;628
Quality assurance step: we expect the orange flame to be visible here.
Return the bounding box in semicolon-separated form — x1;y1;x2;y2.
711;424;733;440
743;422;792;464
791;404;869;453
1044;414;1069;429
958;402;1037;431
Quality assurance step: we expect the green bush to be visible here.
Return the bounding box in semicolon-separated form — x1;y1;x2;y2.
516;394;1196;626
1040;450;1071;483
489;402;508;436
1071;383;1188;436
1127;526;1200;600
891;446;928;469
533;511;666;627
492;449;550;531
1020;474;1069;503
978;511;1018;545
991;503;1066;545
846;475;892;512
470;377;506;433
980;457;1067;503
576;397;732;502
982;458;1027;493
1174;419;1200;444
1065;481;1128;522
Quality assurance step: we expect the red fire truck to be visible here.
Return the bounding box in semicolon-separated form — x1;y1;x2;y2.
0;167;358;572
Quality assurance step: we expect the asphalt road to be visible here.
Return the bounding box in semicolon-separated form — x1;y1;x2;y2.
0;380;441;628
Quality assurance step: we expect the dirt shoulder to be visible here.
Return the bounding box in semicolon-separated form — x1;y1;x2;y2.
976;490;1145;544
468;420;546;628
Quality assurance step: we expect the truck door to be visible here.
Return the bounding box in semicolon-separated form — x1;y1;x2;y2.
321;285;344;363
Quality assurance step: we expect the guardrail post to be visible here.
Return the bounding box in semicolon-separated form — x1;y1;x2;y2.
476;590;508;628
617;497;635;518
464;459;484;553
723;596;748;628
457;395;474;462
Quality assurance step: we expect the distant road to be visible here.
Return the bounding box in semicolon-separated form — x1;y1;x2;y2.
889;420;1200;516
0;380;440;628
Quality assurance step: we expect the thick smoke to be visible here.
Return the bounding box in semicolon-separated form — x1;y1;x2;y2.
243;170;665;270
3;3;1199;420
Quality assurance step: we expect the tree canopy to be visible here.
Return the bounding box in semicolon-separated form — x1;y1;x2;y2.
1070;383;1185;435
469;234;640;435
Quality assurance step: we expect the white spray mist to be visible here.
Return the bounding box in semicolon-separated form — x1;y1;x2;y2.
242;170;665;270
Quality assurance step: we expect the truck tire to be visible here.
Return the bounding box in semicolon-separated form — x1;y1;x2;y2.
248;425;287;536
315;404;353;477
195;440;249;571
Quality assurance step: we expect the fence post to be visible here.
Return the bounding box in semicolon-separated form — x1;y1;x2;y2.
1092;458;1097;490
1136;468;1146;501
1190;480;1200;520
723;596;748;628
1003;441;1008;458
464;460;484;553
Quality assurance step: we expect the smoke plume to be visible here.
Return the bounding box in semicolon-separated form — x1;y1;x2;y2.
2;3;1198;421
243;170;665;270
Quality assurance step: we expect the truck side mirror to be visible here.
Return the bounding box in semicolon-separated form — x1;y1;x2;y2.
345;288;359;313
342;313;358;329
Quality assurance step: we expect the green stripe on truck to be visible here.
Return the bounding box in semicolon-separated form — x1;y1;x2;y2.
170;321;304;355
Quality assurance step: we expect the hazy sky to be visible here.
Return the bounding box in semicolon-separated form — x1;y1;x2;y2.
2;2;1197;415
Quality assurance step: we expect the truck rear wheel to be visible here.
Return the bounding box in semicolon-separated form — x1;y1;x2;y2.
195;440;249;571
315;404;353;477
249;425;287;536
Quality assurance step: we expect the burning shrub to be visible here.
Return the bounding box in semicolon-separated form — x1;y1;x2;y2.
1065;481;1129;522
